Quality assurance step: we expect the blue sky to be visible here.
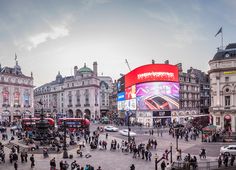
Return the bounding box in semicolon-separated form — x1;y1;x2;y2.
0;0;236;86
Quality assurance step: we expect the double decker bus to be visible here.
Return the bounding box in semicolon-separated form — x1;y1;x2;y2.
57;118;90;132
21;117;55;131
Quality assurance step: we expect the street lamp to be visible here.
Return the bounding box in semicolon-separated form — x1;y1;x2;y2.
127;111;131;143
170;143;173;164
155;154;158;170
63;119;68;158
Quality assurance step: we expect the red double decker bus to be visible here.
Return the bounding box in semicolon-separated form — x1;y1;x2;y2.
21;118;55;131
57;118;90;132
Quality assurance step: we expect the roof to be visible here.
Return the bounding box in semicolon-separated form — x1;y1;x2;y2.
78;63;93;73
212;43;236;61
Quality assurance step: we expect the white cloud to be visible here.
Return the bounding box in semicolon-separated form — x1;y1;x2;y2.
27;25;69;50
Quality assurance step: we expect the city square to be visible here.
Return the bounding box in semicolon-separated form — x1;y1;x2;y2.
1;1;236;170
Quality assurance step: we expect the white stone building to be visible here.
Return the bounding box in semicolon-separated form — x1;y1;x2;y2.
0;60;34;122
34;62;101;120
209;43;236;132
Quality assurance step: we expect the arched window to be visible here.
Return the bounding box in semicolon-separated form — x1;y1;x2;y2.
2;88;9;104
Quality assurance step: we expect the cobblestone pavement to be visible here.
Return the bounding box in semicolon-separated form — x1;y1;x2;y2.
0;124;224;170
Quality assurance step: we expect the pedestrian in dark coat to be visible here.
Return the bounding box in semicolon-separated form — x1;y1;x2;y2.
14;161;18;170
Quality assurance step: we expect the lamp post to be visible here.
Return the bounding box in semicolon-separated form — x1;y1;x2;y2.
155;154;158;170
170;143;173;164
127;111;130;143
63;119;68;158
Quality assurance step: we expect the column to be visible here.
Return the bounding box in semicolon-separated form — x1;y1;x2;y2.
216;76;220;106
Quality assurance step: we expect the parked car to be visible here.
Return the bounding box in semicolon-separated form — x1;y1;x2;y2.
220;145;236;155
119;129;136;137
104;126;119;132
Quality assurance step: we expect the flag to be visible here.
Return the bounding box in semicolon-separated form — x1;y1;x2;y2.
15;53;17;61
215;27;222;37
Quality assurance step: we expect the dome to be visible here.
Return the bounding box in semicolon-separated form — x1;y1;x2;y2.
78;63;93;73
212;43;236;61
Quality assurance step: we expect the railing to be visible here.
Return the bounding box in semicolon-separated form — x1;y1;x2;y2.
172;161;219;170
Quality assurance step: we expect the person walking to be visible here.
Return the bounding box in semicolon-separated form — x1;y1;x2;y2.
218;155;222;168
230;155;235;166
130;164;135;170
161;160;166;170
30;154;35;168
14;161;18;170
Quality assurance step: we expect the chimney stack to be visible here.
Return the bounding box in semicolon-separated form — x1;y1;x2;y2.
93;61;98;76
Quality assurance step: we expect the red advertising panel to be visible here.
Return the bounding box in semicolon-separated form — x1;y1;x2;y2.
125;85;136;100
125;64;179;88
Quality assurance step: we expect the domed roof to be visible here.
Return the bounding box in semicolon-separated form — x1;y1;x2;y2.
78;63;93;73
212;43;236;61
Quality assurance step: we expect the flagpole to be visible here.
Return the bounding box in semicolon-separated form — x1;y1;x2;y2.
221;27;223;49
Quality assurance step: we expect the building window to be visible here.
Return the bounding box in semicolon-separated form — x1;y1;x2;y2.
225;77;229;82
85;89;89;105
2;88;9;105
76;90;80;105
216;117;220;126
225;96;230;106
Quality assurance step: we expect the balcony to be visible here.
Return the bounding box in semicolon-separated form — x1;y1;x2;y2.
76;104;81;107
14;104;21;108
24;105;31;108
224;106;230;110
2;104;10;108
95;104;99;106
68;104;73;107
84;104;90;107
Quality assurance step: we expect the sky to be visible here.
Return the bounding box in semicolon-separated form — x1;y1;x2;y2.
1;0;236;87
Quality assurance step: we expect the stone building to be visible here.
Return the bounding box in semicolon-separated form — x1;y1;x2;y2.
34;62;101;120
0;59;34;122
98;76;113;117
209;43;236;132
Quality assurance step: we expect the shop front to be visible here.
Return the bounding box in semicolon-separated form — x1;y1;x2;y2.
153;111;171;127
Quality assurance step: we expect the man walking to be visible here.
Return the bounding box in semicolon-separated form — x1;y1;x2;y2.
30;154;35;168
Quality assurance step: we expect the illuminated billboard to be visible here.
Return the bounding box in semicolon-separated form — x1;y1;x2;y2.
136;82;179;111
125;85;136;100
118;101;125;110
124;99;136;111
117;92;125;101
125;64;179;88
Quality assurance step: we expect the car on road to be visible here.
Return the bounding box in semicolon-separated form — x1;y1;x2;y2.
220;145;236;155
104;125;119;132
119;129;136;137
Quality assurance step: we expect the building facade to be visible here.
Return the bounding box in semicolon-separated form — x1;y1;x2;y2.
34;62;101;120
170;63;210;124
0;60;34;122
98;76;113;117
209;43;236;132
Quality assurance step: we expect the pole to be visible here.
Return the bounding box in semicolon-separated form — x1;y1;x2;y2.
170;144;173;163
128;111;130;143
221;27;223;49
176;128;179;150
155;157;157;170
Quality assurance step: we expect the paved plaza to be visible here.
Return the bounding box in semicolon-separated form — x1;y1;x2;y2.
0;124;230;170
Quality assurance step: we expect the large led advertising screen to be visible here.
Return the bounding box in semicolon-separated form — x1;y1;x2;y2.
125;64;179;88
136;82;179;111
125;85;136;100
